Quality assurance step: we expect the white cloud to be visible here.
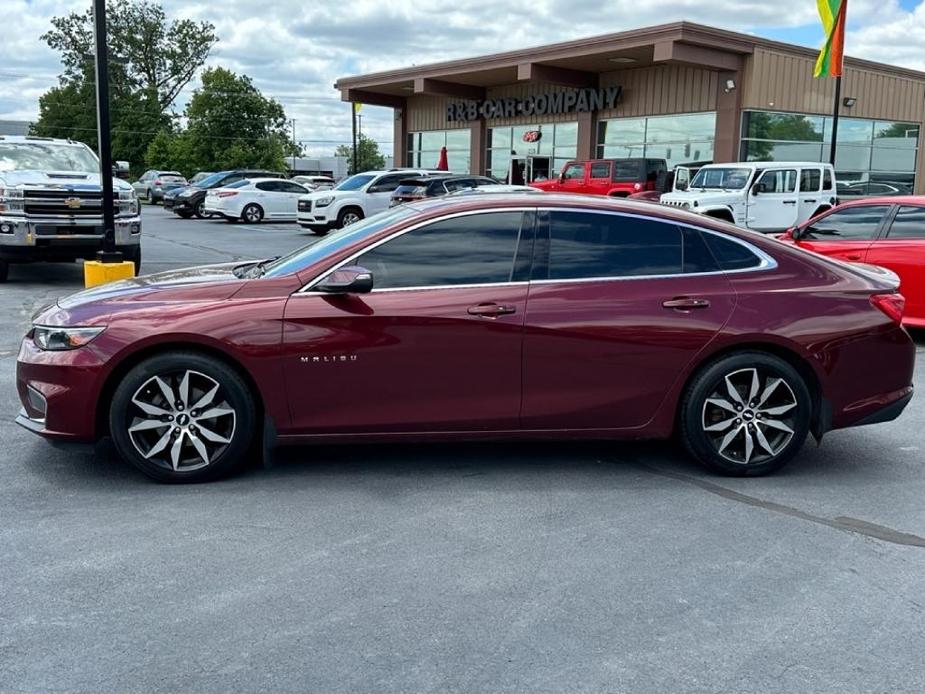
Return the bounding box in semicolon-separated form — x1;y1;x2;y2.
1;0;923;157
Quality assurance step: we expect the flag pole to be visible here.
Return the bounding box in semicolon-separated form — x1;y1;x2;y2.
829;75;841;165
351;103;358;175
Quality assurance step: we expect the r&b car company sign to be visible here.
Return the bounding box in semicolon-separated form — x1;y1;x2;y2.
446;86;623;122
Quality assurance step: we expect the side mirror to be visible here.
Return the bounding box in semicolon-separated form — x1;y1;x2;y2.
785;226;799;240
317;265;373;294
113;161;131;179
751;182;767;196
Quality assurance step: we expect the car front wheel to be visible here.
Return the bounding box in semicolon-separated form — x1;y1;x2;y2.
109;352;257;483
680;352;812;476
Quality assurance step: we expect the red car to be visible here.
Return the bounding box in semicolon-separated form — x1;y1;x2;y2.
532;158;667;197
17;195;915;483
779;197;925;328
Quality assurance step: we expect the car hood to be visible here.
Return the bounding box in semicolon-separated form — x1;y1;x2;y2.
660;190;742;206
0;169;133;192
57;263;245;311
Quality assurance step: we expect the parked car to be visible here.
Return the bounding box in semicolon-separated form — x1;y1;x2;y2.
297;169;444;234
292;175;335;191
837;181;912;198
203;178;310;223
531;158;668;197
777;197;925;327
132;170;188;203
16;195;914;483
660;161;837;232
449;184;545;196
164;169;287;219
390;175;497;206
190;171;214;184
0;135;141;282
629;161;712;202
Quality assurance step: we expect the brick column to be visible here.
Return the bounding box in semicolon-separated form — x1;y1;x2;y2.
577;110;597;160
392;106;407;168
469;120;486;175
713;69;743;163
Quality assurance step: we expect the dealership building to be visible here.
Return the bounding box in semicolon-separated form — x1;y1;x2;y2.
336;21;924;193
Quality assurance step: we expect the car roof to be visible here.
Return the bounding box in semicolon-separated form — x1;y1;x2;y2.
702;161;831;169
830;194;925;207
244;177;298;184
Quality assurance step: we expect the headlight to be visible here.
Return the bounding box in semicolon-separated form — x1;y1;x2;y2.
180;190;195;198
32;325;105;351
682;202;691;209
315;195;335;208
118;189;139;216
0;186;24;214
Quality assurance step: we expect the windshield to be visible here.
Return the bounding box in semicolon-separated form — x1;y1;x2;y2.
689;167;752;190
261;206;419;278
333;174;375;191
195;171;231;189
0;142;100;173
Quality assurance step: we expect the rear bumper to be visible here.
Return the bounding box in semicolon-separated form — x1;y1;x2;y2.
853;389;914;427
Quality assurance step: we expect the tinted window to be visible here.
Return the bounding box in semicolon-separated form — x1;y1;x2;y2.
702;233;763;271
369;174;406;193
256;181;280;192
612;161;645;182
804;205;889;240
590;163;610;179
334;174;376;191
279;181;308;193
444;178;476;192
547;212;682;279
823;169;834;190
758;169;797;193
225;179;250;189
800;169;821;192
886;206;925;239
562;164;585;180
683;228;721;273
355;212;523;289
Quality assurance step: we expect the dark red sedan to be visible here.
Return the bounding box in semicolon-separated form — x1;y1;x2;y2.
778;197;925;328
17;195;915;482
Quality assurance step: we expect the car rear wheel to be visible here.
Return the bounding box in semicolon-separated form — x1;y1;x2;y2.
193;200;206;219
242;204;264;224
110;352;256;483
680;352;811;476
337;207;363;228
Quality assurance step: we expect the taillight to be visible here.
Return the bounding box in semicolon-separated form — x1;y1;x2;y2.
218;191;238;198
154;179;162;185
870;293;905;324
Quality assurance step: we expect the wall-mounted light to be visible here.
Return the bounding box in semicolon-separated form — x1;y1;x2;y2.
723;79;736;93
842;96;857;108
608;56;637;64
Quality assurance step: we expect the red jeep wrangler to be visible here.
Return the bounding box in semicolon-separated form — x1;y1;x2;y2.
531;158;667;196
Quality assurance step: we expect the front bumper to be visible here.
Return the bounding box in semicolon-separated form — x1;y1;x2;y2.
0;215;141;261
297;208;334;230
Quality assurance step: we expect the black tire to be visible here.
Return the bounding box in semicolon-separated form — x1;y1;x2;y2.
680;351;812;477
146;188;157;204
242;203;263;224
125;246;141;275
0;260;8;283
176;210;193;219
109;351;257;483
336;207;363;229
193;200;206;219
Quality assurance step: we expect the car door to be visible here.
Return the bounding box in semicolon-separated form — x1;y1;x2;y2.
864;205;925;322
520;210;737;430
797;167;822;222
281;210;533;433
748;168;799;231
253;181;283;216
587;161;611;195
794;204;891;262
364;174;408;215
557;162;587;194
278;181;309;218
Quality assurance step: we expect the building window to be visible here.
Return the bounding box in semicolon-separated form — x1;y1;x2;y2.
740;110;919;196
407;129;471;173
596;113;716;167
486;122;578;182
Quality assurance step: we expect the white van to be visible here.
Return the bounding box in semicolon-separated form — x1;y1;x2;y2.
660;161;837;232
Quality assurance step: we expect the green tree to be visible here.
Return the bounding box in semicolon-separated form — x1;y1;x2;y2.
335;133;386;174
32;0;216;176
181;67;298;174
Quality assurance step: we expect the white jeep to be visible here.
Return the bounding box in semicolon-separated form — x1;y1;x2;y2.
297;169;442;234
660;161;837;232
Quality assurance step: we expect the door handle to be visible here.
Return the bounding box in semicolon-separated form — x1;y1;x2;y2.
845;253;863;261
468;302;516;317
804;198;817;203
782;200;797;205
663;297;711;310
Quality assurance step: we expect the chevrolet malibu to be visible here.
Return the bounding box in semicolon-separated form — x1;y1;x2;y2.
16;195;915;483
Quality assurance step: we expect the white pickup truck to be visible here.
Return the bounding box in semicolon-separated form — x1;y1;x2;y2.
0;135;141;281
297;169;442;234
660;161;837;232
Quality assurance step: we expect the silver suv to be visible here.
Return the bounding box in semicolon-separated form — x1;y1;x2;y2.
0;136;141;282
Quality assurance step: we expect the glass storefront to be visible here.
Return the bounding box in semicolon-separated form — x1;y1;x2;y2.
741;111;919;196
597;113;716;167
407;130;471;173
486;122;578;182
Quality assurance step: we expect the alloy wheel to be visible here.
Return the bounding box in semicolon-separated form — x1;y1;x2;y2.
127;370;236;472
701;367;798;466
244;205;262;223
341;212;361;226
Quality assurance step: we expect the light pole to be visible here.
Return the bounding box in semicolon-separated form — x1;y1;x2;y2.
290;118;297;173
92;0;118;263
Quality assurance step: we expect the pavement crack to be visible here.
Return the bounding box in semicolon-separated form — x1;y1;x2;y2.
637;463;925;548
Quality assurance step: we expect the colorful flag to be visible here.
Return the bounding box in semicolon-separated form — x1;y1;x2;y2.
814;0;847;78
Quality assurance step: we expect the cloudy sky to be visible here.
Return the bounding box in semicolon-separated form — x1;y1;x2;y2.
1;0;923;157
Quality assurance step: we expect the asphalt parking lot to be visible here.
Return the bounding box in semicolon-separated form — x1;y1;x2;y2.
2;205;925;693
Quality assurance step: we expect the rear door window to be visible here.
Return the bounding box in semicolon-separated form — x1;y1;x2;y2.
800;169;821;192
702;233;763;270
590;163;610;179
885;206;925;239
803;205;891;240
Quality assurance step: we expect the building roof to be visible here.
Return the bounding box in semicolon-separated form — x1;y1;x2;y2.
336;21;925;106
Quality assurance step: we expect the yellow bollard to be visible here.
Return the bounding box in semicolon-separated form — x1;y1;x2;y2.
83;260;136;288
